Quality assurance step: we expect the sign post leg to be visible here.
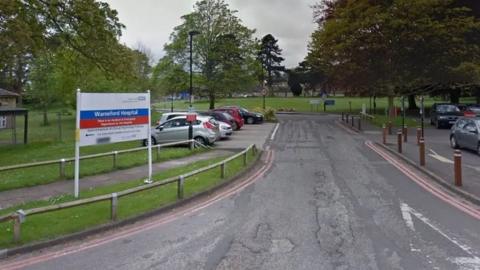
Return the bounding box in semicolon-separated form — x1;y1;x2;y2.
147;90;153;183
74;89;81;198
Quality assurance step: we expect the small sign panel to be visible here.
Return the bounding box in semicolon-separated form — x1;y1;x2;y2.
324;100;335;106
186;114;197;122
78;93;150;146
309;100;321;105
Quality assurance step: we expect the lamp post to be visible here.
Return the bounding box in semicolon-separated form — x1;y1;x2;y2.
188;30;200;112
420;95;425;138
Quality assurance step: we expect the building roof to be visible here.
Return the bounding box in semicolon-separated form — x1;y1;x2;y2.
0;88;19;97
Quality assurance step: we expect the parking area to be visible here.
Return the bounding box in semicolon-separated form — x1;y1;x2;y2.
214;122;276;150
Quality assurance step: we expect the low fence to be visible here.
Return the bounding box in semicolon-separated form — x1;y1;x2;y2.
0;144;257;243
0;140;195;180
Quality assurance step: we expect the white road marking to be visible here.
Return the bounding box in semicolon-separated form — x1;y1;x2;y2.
270;123;280;140
400;202;480;269
428;149;454;164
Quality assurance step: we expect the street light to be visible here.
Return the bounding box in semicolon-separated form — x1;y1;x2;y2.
188;30;200;111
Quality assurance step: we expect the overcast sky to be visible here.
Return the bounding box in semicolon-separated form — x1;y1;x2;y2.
103;0;318;68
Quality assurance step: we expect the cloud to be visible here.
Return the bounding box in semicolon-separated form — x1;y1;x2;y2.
104;0;317;68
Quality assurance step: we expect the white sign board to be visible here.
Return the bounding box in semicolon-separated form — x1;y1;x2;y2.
78;93;150;146
309;100;321;105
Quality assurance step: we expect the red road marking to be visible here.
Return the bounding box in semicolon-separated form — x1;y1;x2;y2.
365;141;480;220
335;121;358;135
2;150;275;270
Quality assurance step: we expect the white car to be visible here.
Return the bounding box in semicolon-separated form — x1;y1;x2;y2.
157;112;196;125
218;121;233;139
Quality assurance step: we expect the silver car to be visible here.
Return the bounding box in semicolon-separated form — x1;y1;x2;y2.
218;121;233;139
450;117;480;155
145;116;219;146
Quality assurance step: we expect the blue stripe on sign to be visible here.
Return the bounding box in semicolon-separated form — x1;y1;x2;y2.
80;108;149;119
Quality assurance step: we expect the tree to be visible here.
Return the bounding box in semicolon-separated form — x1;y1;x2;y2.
151;57;188;99
164;0;258;109
257;34;285;95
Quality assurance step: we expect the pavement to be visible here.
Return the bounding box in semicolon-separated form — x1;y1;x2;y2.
358;118;480;200
0;122;276;210
4;114;480;270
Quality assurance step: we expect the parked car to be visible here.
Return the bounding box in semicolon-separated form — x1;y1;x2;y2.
145;115;219;146
221;106;263;124
450;117;480;155
212;108;244;130
200;111;236;128
430;103;463;129
218;121;233;139
463;104;480;117
157;112;196;125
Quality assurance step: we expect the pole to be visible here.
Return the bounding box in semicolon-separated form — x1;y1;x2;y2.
189;33;193;110
420;96;425;138
23;111;28;144
74;89;81;198
402;96;405;132
57;112;62;142
419;138;425;166
397;130;402;153
170;94;174;112
147;90;153;183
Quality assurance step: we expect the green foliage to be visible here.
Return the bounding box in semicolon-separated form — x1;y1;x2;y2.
252;106;276;121
163;0;258;109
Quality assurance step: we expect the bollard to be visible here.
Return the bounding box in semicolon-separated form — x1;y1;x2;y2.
243;151;247;166
111;193;118;221
112;151;118;169
190;139;194;151
416;128;421;145
221;162;226;179
419;138;425;166
357;117;362;130
59;159;66;179
382;124;387;144
178;176;184;199
346;114;349;123
351;116;354;127
341;112;344;121
388;121;393;135
403;126;408;142
454;150;462;187
397;131;403;153
156;145;160;160
252;145;257;155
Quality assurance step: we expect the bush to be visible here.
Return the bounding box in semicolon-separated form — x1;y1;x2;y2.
253;107;277;122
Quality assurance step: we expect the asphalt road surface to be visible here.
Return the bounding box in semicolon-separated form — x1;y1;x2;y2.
5;114;480;270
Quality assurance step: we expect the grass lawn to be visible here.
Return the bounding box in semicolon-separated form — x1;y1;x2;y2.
0;147;257;248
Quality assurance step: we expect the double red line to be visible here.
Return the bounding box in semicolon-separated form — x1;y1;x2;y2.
366;141;480;220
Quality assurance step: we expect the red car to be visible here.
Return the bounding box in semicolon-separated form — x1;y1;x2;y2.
212;108;244;130
463;105;480;117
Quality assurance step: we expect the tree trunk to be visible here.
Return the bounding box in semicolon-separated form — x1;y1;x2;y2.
209;92;215;110
42;107;49;126
408;94;418;110
449;90;460;104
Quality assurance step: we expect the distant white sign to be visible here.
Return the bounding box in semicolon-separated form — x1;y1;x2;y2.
78;93;150;146
309;100;321;105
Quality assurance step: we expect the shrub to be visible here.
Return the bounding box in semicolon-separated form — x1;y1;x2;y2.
253;107;277;122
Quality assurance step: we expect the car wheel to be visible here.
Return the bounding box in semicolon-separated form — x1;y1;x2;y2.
194;136;206;147
477;143;480;156
143;137;156;146
247;117;254;124
435;120;441;129
450;136;458;149
231;122;238;130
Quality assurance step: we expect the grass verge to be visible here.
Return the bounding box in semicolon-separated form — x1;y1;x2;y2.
0;147;258;248
0;146;206;192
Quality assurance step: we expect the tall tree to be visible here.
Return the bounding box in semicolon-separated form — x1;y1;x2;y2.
164;0;258;109
257;34;285;95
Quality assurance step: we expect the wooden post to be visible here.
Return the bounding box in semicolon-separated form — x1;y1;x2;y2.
59;159;66;179
454;150;462;187
382;124;387;144
357;117;362;130
351;116;354;127
156;145;160;160
419;138;425;166
112;151;118;169
397;131;402;153
13;214;21;243
24;111;28;144
403;126;408;142
178;176;184;199
416;128;421;145
388;121;393;135
346;114;349;123
221;162;226;179
243;151;247;166
111;193;118;221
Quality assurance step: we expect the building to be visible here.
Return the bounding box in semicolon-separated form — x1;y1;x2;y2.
0;88;19;108
0;88;28;144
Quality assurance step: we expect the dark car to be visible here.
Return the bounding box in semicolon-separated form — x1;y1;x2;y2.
430;103;463;129
221;106;264;124
201;111;236;127
450;117;480;155
212;108;244;130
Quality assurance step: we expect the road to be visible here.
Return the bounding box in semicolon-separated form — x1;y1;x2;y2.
4;114;480;270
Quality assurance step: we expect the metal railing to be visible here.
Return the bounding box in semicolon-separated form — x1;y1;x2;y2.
0;144;257;243
0;140;196;179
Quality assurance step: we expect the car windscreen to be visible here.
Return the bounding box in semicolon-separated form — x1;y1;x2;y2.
437;105;460;113
222;112;234;120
